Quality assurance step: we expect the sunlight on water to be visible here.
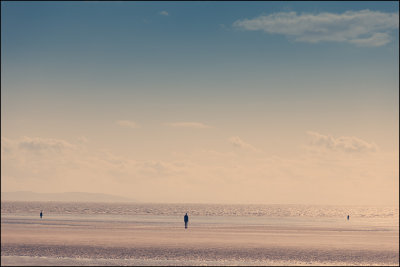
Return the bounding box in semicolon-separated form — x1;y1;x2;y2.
2;201;398;218
2;201;398;266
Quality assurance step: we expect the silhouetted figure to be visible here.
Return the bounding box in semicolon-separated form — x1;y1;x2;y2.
40;210;43;219
184;213;189;229
347;215;349;220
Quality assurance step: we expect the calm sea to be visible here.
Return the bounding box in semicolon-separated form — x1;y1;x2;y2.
2;201;399;266
1;201;398;230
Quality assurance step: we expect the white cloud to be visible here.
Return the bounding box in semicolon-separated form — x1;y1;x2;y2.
18;136;76;153
1;136;191;196
77;136;88;144
116;120;140;129
159;10;169;16
166;122;211;129
307;131;378;153
228;136;258;152
349;32;391;47
233;9;398;47
1;135;396;205
1;137;13;156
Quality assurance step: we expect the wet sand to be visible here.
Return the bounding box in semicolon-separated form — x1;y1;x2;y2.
1;216;398;266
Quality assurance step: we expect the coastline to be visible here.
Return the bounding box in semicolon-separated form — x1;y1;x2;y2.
2;215;398;266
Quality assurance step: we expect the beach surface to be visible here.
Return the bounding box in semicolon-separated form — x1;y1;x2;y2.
1;213;398;266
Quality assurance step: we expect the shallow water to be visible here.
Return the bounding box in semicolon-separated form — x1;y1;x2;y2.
2;201;398;219
2;201;398;231
2;255;394;266
1;201;399;266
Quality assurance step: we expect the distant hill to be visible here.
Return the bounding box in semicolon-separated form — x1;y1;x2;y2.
1;191;136;203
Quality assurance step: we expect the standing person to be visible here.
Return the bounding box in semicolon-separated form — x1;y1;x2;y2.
40;210;43;219
347;215;349;220
184;213;189;229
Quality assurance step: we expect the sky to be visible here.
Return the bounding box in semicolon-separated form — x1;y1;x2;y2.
1;1;399;205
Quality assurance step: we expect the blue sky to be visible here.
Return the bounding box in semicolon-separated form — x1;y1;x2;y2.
1;2;399;204
3;2;398;148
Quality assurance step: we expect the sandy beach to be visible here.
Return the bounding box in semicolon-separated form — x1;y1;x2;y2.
1;214;398;266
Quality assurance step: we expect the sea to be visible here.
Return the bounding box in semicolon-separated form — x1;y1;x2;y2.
1;201;399;266
1;201;398;228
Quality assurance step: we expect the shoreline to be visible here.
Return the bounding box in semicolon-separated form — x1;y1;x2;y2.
2;243;399;266
4;255;396;267
2;215;398;266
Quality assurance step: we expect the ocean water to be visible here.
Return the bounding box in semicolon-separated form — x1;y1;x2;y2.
1;201;398;228
1;255;388;266
1;201;399;266
2;201;399;219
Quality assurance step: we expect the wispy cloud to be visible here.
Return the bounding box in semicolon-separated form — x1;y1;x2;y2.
1;136;190;196
1;135;395;205
307;131;378;153
77;136;88;144
228;136;258;152
18;136;76;153
233;9;398;47
1;137;13;156
349;32;392;47
159;10;169;16
116;120;140;129
166;122;211;129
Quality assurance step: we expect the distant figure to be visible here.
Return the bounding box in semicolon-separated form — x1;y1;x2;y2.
347;215;349;220
184;213;189;229
40;210;43;219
